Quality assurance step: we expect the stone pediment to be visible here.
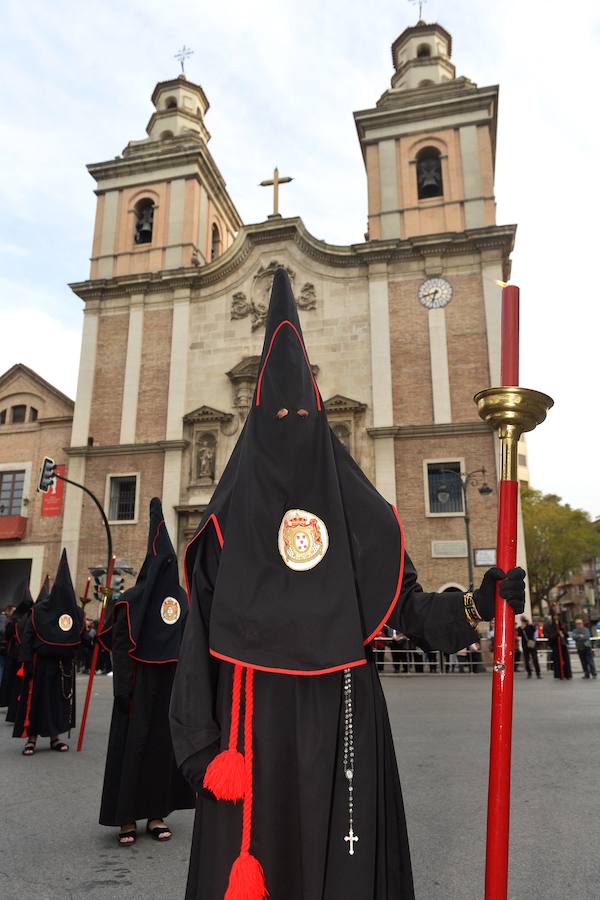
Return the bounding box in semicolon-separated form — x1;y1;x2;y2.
183;405;233;425
324;395;367;415
226;357;260;382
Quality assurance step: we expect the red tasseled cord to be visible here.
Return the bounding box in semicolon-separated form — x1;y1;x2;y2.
204;663;246;801
225;667;269;900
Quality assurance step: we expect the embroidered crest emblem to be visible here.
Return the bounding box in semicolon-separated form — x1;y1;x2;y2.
58;614;73;632
161;597;181;625
278;509;329;572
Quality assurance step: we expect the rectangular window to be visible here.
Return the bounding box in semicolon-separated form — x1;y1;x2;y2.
30;408;38;422
11;405;26;424
0;410;6;424
0;470;25;516
108;475;137;522
427;461;463;514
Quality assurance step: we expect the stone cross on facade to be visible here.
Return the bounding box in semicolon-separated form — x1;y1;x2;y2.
260;167;293;218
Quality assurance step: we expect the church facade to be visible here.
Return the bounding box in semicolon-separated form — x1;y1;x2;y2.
62;21;523;603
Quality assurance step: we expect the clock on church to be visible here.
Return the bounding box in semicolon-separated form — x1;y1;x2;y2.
418;277;453;309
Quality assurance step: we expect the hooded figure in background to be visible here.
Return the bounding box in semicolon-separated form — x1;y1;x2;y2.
99;498;194;845
1;580;35;720
170;268;526;900
14;554;83;754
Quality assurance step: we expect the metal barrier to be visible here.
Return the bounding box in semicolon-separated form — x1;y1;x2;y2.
374;637;599;676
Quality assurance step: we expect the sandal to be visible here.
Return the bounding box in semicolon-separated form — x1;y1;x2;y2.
22;740;36;756
146;820;172;841
117;829;137;846
50;739;69;752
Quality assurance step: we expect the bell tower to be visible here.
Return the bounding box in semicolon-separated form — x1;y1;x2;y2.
88;74;242;279
354;21;498;241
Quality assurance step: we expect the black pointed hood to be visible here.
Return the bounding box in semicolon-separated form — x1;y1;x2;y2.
185;268;405;675
31;550;84;648
13;580;34;617
35;575;51;605
100;498;188;663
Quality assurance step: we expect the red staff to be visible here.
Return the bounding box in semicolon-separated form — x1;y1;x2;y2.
475;285;553;900
77;555;115;752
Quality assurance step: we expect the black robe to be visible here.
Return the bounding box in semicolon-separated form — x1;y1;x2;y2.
1;618;19;715
171;523;477;899
12;616;77;738
99;604;193;826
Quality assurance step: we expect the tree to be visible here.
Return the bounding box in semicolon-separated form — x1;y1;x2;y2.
521;487;600;614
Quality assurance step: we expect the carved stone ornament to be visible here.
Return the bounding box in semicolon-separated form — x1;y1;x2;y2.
230;261;318;329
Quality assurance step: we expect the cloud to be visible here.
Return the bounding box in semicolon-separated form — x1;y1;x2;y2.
1;0;599;516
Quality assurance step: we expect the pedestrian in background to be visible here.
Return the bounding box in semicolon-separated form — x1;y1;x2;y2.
518;615;541;679
572;618;597;680
543;605;572;680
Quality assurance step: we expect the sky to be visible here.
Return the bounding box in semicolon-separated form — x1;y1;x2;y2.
1;0;599;517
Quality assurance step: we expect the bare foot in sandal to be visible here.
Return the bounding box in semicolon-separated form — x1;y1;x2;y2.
22;738;37;756
50;736;69;752
147;819;172;841
118;823;137;845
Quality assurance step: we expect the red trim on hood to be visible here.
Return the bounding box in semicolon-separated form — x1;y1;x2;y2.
363;505;406;646
31;608;84;647
99;598;183;664
255;320;321;410
209;648;367;676
184;513;224;601
151;519;165;557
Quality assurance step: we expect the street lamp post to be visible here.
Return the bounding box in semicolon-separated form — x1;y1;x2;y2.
434;467;493;589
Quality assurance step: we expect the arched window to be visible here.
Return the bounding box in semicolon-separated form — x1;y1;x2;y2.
417;43;431;58
165;96;177;109
416;147;443;199
418;79;434;87
160;130;174;140
134;198;155;244
211;223;222;260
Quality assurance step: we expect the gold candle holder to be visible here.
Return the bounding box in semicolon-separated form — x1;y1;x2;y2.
474;386;554;480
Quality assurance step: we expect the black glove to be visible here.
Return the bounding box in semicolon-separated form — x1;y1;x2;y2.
114;693;131;715
473;567;526;621
23;660;33;679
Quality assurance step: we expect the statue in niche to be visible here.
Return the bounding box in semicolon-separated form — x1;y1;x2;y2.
332;422;352;453
195;431;217;482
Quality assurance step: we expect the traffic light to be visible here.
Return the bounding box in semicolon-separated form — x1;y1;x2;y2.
38;457;57;493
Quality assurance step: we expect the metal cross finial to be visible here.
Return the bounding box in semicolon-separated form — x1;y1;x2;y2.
174;45;194;75
409;0;428;20
259;166;293;218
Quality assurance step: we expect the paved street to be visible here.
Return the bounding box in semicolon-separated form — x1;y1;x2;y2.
1;671;598;900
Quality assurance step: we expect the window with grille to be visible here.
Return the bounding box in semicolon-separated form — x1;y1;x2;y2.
427;461;463;514
0;470;25;516
108;475;137;521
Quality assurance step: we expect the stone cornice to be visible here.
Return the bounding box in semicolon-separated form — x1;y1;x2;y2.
66;439;188;457
368;421;491;439
69;219;516;303
88;139;242;230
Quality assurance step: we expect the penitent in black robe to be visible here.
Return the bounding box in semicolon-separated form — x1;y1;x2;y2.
1;583;34;720
13;558;81;739
170;269;481;899
99;605;193;825
99;498;194;826
171;519;477;900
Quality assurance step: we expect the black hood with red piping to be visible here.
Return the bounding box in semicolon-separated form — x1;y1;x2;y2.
31;550;84;650
100;498;188;663
185;267;405;675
